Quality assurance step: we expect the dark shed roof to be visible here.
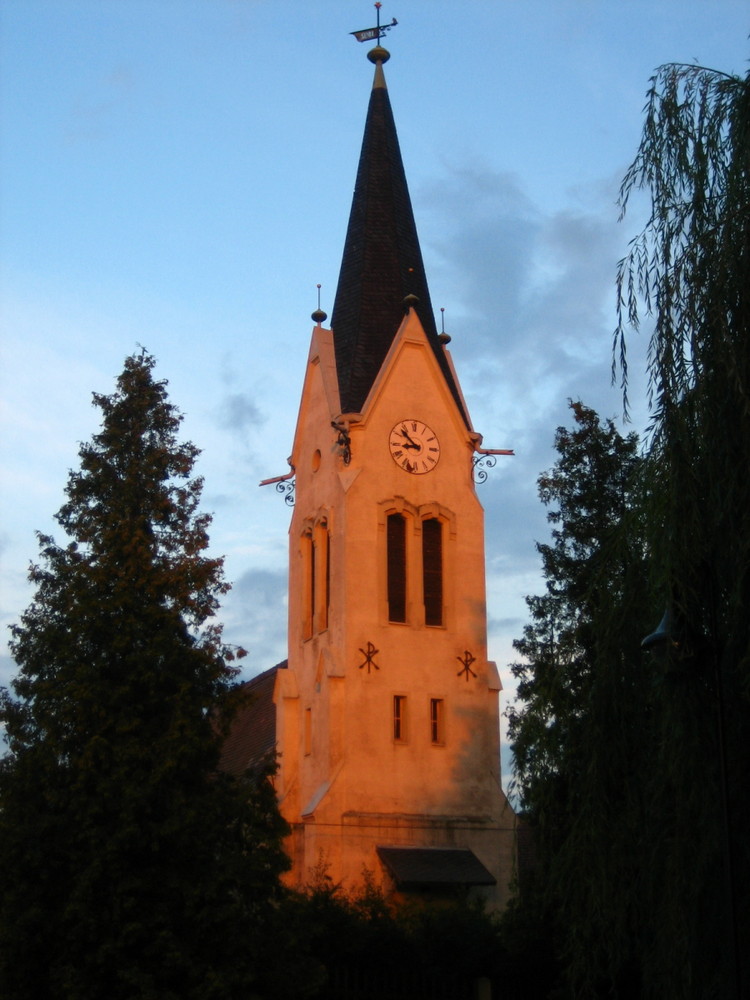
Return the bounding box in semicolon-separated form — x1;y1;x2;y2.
377;846;497;888
218;661;286;778
330;60;468;425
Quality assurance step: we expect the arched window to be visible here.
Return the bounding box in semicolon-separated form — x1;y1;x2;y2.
314;519;330;632
301;528;314;640
387;513;407;623
380;501;452;627
302;513;330;637
422;517;443;626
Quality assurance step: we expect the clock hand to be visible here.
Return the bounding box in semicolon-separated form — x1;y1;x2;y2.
399;428;421;449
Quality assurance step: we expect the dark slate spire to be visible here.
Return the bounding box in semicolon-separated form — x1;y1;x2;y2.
330;50;467;423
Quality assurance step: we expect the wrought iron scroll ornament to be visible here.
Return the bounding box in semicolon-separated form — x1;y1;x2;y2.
275;479;296;506
472;445;514;485
472;453;497;485
331;421;352;465
259;468;296;506
358;641;380;674
457;650;477;681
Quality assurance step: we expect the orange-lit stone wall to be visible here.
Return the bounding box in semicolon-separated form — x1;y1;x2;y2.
280;310;516;908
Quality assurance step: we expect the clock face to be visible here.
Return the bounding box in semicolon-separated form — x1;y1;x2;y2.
389;420;440;474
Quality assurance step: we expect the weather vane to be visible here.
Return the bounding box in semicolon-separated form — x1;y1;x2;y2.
350;3;398;44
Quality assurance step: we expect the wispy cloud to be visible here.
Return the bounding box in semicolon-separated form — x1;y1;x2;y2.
417;158;639;759
222;566;288;676
218;392;264;433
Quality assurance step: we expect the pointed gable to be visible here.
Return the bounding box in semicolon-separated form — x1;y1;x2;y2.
331;55;468;425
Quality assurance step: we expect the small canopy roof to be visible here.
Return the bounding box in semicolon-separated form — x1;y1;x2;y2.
376;846;496;888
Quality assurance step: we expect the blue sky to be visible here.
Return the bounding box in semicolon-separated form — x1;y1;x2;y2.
1;0;748;782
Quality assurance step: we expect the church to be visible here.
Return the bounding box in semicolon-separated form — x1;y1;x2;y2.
221;31;517;910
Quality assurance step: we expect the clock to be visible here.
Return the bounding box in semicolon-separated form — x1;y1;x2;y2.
389;420;440;474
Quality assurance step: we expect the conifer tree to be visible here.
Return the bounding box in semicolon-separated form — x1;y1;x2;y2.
508;402;645;827
507;401;651;996
0;351;289;1000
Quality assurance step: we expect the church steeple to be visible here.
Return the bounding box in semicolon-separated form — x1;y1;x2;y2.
330;46;468;423
249;22;516;908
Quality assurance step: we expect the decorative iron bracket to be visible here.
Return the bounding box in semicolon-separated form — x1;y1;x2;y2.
472;445;514;485
259;468;296;506
472;453;497;485
331;420;352;465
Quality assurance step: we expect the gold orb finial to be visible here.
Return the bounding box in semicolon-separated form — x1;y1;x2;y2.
368;45;390;64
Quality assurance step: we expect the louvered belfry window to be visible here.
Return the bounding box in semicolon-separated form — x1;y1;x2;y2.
387;513;407;623
422;517;443;626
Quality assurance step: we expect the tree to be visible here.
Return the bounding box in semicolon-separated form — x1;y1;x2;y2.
506;62;750;1000
506;401;651;996
284;862;511;999
508;401;645;824
615;62;750;998
0;351;290;1000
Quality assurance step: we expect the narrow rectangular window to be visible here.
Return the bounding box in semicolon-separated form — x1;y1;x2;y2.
387;513;407;623
304;707;312;756
393;695;408;742
302;531;313;640
430;698;445;745
422;518;443;626
314;523;329;632
310;536;317;630
324;529;330;628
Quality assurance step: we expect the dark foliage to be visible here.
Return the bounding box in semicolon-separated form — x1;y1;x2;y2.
508;60;750;1000
0;351;290;1000
615;61;750;999
286;864;517;1000
506;401;651;997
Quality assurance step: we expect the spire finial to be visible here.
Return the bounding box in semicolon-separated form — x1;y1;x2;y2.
311;284;327;325
350;3;397;64
439;307;451;344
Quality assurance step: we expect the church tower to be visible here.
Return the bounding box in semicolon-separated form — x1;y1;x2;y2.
265;39;515;907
